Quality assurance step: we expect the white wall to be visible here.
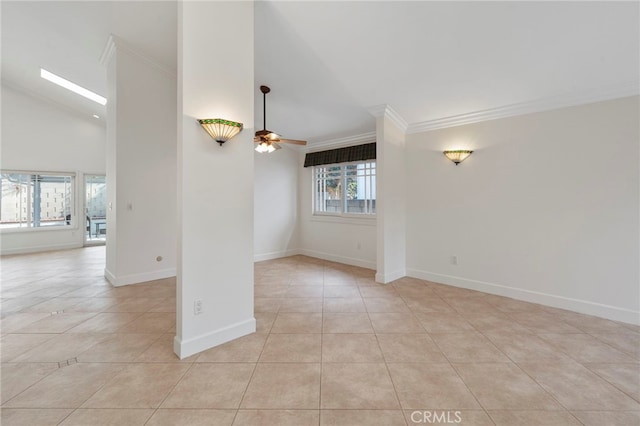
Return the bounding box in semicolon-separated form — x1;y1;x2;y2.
103;38;177;286
176;1;255;358
406;96;640;324
0;85;106;254
298;154;376;269
254;147;299;261
375;111;407;282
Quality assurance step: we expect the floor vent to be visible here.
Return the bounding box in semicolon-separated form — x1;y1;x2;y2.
57;358;77;368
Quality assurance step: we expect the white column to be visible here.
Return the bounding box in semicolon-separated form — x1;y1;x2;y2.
370;105;407;283
102;36;178;287
175;1;255;358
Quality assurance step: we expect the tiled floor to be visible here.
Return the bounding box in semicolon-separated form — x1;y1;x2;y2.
1;247;639;425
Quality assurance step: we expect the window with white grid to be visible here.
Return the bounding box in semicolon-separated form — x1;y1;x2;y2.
313;161;376;216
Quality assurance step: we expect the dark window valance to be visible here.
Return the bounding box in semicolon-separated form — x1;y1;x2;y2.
303;143;376;167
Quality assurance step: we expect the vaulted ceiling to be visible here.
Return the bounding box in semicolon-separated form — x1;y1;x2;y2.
2;1;638;145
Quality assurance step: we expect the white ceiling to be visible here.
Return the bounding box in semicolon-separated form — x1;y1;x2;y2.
3;1;638;144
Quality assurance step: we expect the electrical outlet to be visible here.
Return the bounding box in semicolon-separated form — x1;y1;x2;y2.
451;255;458;265
194;299;203;315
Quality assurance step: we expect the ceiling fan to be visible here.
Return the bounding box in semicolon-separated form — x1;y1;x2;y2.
255;85;307;153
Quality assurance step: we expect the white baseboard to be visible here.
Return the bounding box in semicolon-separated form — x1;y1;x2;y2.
375;269;406;284
407;268;640;326
104;267;177;287
173;317;256;359
1;242;82;256
254;249;300;262
298;248;376;270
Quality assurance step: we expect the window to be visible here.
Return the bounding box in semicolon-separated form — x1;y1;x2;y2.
0;172;74;229
314;161;376;216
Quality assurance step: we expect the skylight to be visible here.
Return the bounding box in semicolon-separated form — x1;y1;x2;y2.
40;69;107;106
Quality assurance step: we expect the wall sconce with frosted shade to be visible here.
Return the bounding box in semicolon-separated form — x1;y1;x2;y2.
197;118;243;146
444;150;473;165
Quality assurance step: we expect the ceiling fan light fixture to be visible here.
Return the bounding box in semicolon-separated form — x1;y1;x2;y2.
198;118;243;146
255;141;276;153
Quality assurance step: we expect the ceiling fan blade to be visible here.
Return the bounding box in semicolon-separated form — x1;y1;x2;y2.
278;138;307;146
273;143;282;150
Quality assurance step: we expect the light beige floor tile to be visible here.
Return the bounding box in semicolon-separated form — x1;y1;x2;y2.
445;297;498;313
279;297;323;312
254;297;282;313
83;363;190;408
323;297;366;313
323;313;374;333
234;409;319;425
146;409;236;426
483;332;569;362
453;362;562;410
162;363;254;408
413;312;475;333
387;363;480;409
516;361;640;410
321;334;384;363
430;332;510;362
323;286;361;298
241;363;320;409
507;312;583;334
4;363;124;408
1;362;57;404
0;313;52;334
12;333;109;362
538;333;636;363
570;410;640;426
260;333;321;363
404;296;455;313
21;297;87;313
377;334;447;363
63;297;121;312
403;409;493;425
285;286;323;298
461;312;531;334
369;313;426;334
271;313;322;333
14;313;97;333
115;312;175;333
488;410;581;425
197;333;267;362
254;312;276;333
582;363;640;401
484;296;544;313
255;285;288;298
322;409;406;426
136;333;196;362
65;312;142;333
590;333;640;359
363;297;410;313
76;333;161;362
561;314;634;334
102;298;165;313
58;408;154;425
358;286;399;298
147;297;176;313
0;333;57;362
0;408;73;426
321;363;400;409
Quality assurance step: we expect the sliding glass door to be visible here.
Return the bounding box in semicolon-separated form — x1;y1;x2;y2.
84;175;106;245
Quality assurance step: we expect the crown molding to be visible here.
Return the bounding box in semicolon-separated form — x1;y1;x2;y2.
407;82;640;134
100;34;176;78
367;104;408;133
306;131;376;152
